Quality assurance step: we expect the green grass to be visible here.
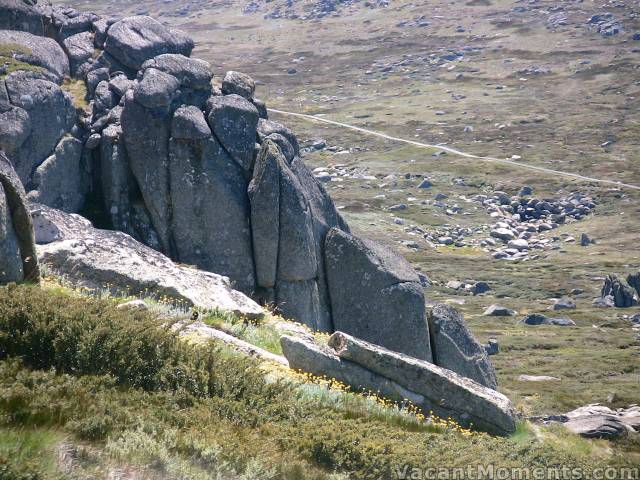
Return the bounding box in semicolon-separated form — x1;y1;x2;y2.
1;284;636;478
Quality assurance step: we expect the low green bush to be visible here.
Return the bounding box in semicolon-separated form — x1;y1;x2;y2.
0;284;293;424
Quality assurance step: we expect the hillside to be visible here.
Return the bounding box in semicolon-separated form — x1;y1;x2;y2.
0;0;638;478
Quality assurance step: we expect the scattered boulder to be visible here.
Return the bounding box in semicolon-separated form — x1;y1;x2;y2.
104;16;194;70
428;303;498;389
470;281;491;295
490;227;516;242
484;339;499;356
324;227;433;361
593;295;615;308
518;375;560;382
484;304;515;317
31;204;263;318
117;299;148;311
521;314;575;327
564;404;640;431
565;415;627;439
31;208;61;244
627;272;640;298
552;297;576;310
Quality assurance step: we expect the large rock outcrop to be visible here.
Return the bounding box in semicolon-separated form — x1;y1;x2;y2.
0;3;499;392
0;151;39;283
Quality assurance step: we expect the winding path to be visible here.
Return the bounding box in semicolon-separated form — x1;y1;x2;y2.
268;108;640;192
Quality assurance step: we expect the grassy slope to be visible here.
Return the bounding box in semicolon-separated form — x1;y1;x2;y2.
0;284;637;479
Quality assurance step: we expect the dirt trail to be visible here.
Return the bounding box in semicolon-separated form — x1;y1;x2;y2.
269;108;640;192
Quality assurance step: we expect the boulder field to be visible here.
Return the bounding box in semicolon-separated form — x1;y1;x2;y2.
0;0;509;431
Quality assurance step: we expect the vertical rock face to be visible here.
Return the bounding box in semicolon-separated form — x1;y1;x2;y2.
0;181;23;282
428;303;498;389
0;151;39;283
169;114;256;294
2;70;75;186
248;140;281;293
28;136;85;212
249;141;348;331
324;227;433;361
120;90;173;254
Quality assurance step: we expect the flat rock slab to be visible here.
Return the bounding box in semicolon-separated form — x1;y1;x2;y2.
565;415;627;439
31;204;264;319
518;375;561;382
281;332;517;435
563;404;640;437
